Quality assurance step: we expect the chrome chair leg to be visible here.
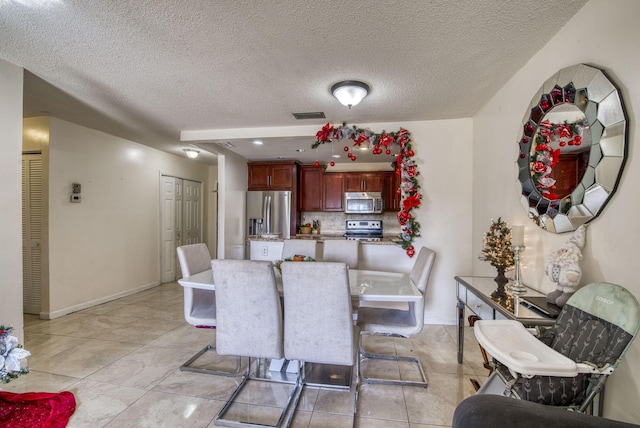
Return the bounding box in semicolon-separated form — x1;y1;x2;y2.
358;332;428;388
215;358;301;428
180;344;243;377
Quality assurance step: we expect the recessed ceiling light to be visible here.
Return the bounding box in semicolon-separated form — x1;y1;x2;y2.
332;154;341;158
296;149;305;152
253;140;263;145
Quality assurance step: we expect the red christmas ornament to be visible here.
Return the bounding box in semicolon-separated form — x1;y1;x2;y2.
330;161;335;166
314;161;320;166
351;155;356;161
344;146;349;152
386;149;391;155
520;153;526;159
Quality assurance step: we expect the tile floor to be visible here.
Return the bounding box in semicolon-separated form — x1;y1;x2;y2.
6;282;489;428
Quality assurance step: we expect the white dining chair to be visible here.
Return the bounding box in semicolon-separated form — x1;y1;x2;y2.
281;239;317;260
321;239;359;269
356;246;436;387
281;261;359;421
212;259;297;428
176;243;240;376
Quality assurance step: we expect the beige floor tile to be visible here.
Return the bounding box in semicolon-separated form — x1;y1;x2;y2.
357;383;408;422
153;369;242;400
65;380;147;427
308;410;354;428
0;370;79;393
28;338;141;378
86;344;196;389
103;390;221;428
404;372;477;426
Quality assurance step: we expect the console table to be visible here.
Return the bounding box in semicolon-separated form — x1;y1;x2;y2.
455;276;556;364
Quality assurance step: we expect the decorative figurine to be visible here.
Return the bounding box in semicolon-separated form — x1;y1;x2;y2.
545;225;587;307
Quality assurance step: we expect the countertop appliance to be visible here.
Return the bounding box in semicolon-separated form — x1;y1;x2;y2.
246;190;292;239
344;192;383;214
344;220;383;241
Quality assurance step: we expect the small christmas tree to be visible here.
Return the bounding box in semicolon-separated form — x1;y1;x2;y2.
479;217;515;270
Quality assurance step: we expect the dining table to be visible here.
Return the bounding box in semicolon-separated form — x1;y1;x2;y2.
178;266;422;304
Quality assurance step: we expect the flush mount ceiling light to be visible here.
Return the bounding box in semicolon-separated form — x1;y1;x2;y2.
183;148;200;159
331;80;370;109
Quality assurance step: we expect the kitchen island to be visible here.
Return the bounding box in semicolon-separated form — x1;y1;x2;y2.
245;234;414;272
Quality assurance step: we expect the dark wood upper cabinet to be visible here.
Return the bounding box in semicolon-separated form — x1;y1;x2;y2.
383;171;401;211
343;172;384;192
299;165;325;211
248;162;297;190
323;172;344;211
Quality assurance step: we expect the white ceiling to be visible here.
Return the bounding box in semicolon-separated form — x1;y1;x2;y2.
2;0;588;165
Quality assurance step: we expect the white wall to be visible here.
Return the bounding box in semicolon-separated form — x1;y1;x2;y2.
46;118;212;317
217;151;248;259
0;59;24;340
472;0;640;421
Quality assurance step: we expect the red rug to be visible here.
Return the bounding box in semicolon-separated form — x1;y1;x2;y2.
0;391;76;428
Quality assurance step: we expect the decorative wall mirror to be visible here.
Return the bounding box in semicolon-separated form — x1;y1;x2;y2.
516;64;627;233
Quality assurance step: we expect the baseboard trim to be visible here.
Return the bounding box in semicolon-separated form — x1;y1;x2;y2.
39;281;162;320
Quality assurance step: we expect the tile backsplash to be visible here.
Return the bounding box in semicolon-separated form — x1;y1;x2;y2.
301;211;401;235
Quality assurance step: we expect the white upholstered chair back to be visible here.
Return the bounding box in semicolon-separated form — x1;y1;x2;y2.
282;239;318;260
177;243;211;278
211;259;284;360
281;261;355;366
176;243;216;327
322;239;359;269
410;246;436;294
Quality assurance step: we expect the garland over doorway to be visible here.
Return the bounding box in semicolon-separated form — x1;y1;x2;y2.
312;123;421;257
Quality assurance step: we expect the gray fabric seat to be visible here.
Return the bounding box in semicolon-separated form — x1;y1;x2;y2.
177;244;240;376
212;259;297;428
321;239;359;269
476;282;640;413
356;246;436;387
281;239;317;260
281;261;359;421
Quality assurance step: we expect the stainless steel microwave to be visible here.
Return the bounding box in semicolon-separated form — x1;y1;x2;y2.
344;192;383;214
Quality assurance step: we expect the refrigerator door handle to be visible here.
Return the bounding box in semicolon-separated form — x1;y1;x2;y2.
264;195;271;234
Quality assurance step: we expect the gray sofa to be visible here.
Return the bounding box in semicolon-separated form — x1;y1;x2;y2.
452;395;640;428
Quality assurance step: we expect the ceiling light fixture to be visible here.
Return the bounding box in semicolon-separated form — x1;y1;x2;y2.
253;140;263;145
183;148;200;159
331;80;370;109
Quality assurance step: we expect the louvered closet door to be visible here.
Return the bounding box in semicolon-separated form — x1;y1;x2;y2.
22;154;43;314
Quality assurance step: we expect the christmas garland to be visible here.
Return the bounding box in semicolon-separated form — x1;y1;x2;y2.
312;123;421;257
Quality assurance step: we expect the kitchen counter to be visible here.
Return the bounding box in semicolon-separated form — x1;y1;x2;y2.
246;234;400;245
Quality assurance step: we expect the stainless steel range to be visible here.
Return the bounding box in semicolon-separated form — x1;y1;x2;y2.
344;220;383;241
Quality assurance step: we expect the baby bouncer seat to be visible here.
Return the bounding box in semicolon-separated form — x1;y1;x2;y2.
474;282;640;413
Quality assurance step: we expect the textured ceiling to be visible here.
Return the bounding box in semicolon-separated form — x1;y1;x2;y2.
2;0;588;165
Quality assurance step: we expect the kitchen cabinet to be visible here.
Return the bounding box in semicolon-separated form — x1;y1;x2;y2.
299;165;325;211
248;161;297;190
383;171;401;211
343;172;384;192
323;172;344;211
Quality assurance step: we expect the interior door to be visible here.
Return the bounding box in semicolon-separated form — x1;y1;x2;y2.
22;153;44;314
183;179;201;245
161;176;178;283
160;175;203;282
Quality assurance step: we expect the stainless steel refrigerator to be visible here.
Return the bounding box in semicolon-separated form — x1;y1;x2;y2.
246;190;292;239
